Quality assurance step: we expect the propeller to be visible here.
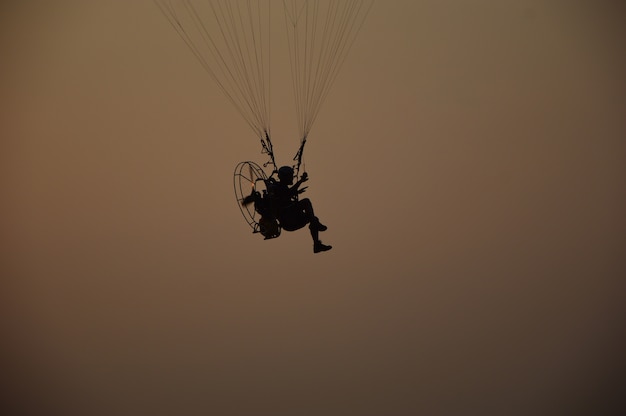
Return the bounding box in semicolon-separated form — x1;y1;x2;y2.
241;164;257;206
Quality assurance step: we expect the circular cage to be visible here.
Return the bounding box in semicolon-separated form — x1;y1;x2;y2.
233;161;270;233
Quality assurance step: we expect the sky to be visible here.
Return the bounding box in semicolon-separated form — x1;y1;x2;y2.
2;1;625;415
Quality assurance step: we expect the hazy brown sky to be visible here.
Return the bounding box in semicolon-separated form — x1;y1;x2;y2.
2;1;625;415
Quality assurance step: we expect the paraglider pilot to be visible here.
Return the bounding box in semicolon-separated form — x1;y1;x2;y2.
272;166;332;253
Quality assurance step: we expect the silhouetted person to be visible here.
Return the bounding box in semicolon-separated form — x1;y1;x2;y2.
271;166;331;253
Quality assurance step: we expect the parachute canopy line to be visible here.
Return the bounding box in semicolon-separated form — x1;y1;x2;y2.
155;1;373;172
285;0;374;176
283;0;374;155
155;0;272;140
260;130;276;171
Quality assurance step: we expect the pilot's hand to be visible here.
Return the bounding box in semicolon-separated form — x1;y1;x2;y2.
301;172;308;182
298;186;308;194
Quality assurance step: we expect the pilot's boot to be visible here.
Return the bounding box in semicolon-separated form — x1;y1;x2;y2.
314;240;332;253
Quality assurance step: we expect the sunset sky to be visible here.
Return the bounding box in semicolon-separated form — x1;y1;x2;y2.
2;1;625;415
